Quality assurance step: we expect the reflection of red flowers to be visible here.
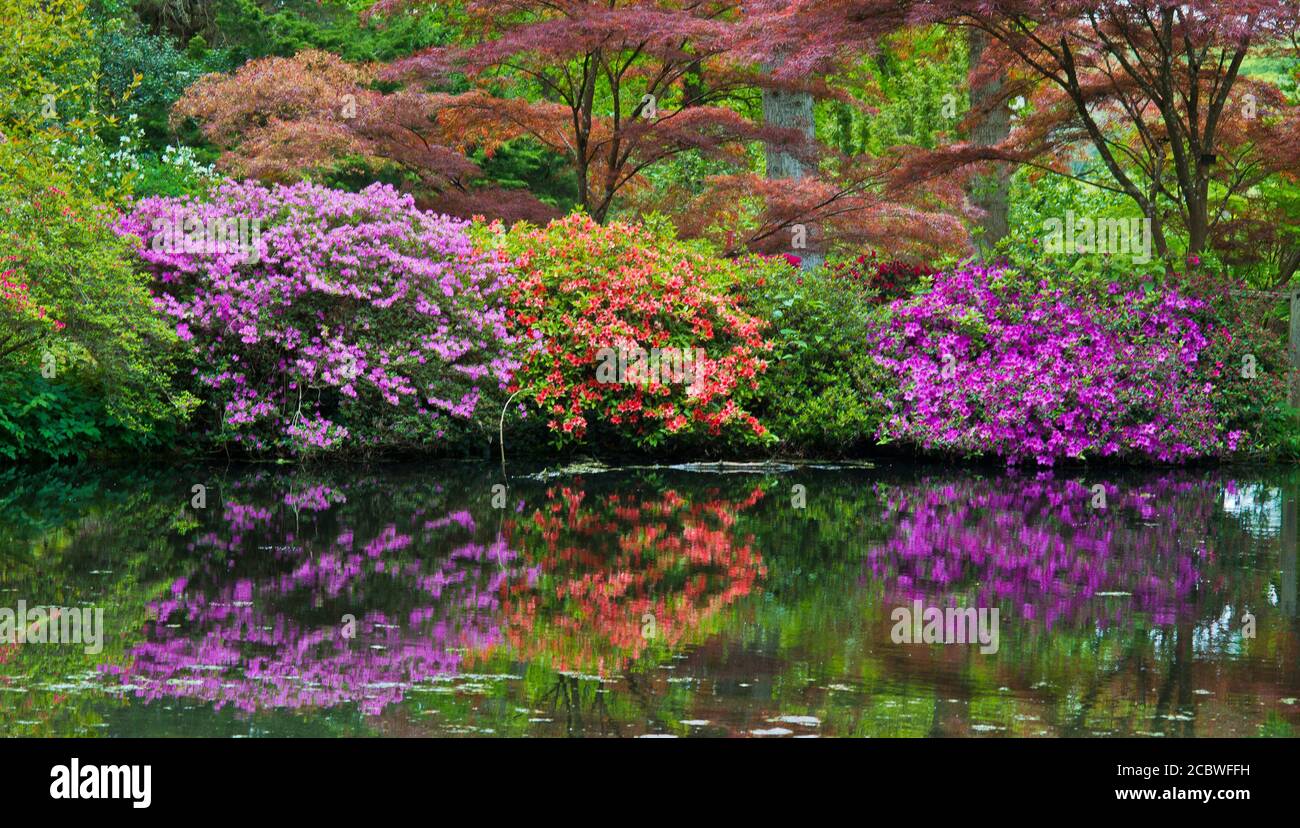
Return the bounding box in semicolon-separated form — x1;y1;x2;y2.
493;483;768;674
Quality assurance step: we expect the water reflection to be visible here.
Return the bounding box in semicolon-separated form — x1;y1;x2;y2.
1;463;1297;736
491;484;767;674
867;477;1243;628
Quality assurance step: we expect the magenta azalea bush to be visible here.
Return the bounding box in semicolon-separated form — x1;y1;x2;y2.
867;266;1245;465
117;181;520;454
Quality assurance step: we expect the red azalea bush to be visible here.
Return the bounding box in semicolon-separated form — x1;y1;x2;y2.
488;214;773;447
827;250;937;299
1;264;64;337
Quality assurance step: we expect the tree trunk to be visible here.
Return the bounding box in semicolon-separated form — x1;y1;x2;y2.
966;29;1011;256
762;68;822;270
681;60;705;107
1277;245;1300;288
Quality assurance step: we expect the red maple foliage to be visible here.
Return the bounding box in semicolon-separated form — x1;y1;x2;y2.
895;1;1300;269
172;4;975;257
171;50;560;223
372;0;831;224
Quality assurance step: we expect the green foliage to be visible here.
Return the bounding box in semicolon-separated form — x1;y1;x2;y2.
0;370;174;462
1188;283;1297;459
0;372;102;461
129;143;222;199
1253;404;1300;461
819;27;968;156
995;169;1163;286
0;0;103;140
739;259;887;454
0;0;143;200
320;154;419;194
212;0;461;64
0;139;197;441
93;17;214;151
472;139;579;212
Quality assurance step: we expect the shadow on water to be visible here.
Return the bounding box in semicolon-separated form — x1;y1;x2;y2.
1;461;1297;737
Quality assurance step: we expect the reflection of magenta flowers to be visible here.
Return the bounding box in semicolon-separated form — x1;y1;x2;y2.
865;477;1217;630
284;485;346;512
104;492;535;715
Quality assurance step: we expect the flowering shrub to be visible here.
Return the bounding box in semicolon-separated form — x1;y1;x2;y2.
1177;274;1293;458
1;265;64;341
826;250;937;300
1;138;193;443
867;266;1241;465
118;181;520;454
492;214;772;447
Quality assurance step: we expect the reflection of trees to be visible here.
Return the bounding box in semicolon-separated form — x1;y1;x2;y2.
5;463;1298;737
620;470;1300;737
0;465;192;735
537;673;621;737
1283;486;1297;619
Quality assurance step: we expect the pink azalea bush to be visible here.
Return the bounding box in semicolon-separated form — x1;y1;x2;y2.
867;266;1245;465
117;181;520;454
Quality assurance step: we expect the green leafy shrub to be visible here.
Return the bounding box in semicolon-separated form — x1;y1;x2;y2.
94;21;211;151
739;258;888;454
0;370;177;462
1182;275;1296;459
0;139;196;445
0;0;101;139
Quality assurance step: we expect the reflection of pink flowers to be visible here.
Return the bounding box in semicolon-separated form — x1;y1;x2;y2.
865;476;1218;630
105;481;536;716
284;485;346;511
113;540;520;715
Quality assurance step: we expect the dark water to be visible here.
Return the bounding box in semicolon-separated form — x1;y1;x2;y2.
1;461;1297;737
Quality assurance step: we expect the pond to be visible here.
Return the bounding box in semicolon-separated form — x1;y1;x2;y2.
1;462;1297;737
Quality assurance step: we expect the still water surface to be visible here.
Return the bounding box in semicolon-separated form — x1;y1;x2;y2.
1;462;1297;737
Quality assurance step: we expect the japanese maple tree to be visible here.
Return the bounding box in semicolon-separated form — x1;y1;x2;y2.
902;0;1300;268
370;0;819;223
